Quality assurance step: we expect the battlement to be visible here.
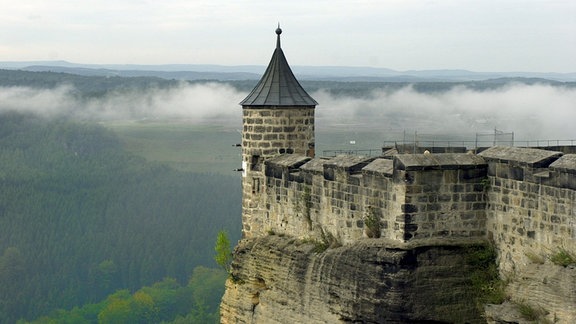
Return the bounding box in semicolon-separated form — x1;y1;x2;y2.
241;146;576;274
249;151;489;244
477;147;576;274
479;146;575;189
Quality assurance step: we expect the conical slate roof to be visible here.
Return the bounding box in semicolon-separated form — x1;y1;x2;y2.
240;27;318;107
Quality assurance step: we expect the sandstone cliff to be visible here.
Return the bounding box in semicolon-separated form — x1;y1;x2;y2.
220;235;490;323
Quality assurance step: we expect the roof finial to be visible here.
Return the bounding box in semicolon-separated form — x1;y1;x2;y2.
276;23;282;48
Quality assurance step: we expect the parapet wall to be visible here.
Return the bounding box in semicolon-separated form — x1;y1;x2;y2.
250;146;576;273
394;153;488;241
479;147;576;275
259;152;489;245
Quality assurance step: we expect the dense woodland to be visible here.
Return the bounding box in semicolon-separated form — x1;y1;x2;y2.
2;68;574;101
0;69;181;98
0;112;241;322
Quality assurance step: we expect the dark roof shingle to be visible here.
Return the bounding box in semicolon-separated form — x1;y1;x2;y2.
240;27;317;107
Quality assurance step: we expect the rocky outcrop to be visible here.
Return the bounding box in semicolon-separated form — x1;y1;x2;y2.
220;235;488;323
504;264;576;323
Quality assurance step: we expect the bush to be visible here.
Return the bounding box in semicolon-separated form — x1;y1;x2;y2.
364;206;381;238
517;302;548;321
214;231;232;273
550;248;576;267
466;244;507;305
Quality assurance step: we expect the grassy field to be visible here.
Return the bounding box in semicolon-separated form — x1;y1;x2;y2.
103;119;398;176
103;119;429;175
104;120;243;175
103;119;488;177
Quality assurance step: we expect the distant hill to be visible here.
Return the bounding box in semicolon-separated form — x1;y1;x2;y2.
1;61;575;82
0;69;572;106
20;65;261;81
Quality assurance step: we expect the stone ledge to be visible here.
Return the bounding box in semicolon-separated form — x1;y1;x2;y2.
323;155;375;171
361;158;394;176
266;154;311;168
550;154;576;174
394;153;486;171
479;146;563;167
299;157;330;173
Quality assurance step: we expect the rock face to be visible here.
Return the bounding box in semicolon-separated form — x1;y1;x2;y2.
220;235;486;323
504;264;576;323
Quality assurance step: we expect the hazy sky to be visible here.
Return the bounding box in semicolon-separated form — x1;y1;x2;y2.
0;0;574;72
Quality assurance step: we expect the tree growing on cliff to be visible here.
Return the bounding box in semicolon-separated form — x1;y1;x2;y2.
214;230;232;273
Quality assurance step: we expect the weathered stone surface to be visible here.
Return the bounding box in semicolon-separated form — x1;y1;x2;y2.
362;158;394;176
266;154;311;168
220;235;485;323
238;131;576;323
550;154;576;174
323;155;375;171
395;153;486;171
479;146;563;167
505;264;576;323
485;302;531;324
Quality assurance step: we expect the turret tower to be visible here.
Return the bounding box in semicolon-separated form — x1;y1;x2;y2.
240;26;317;238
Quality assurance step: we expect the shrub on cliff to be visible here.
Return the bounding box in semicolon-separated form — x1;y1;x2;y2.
550;248;576;267
214;230;232;273
364;206;381;238
466;244;507;305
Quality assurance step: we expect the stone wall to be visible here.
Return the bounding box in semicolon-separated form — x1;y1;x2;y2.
394;153;488;241
257;153;489;245
480;147;576;273
263;155;381;245
478;147;576;322
252;147;576;259
241;107;315;161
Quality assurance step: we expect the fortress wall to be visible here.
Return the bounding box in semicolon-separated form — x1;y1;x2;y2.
394;154;488;242
399;168;487;240
480;147;576;275
252;147;575;258
263;156;392;244
260;154;489;245
361;159;404;241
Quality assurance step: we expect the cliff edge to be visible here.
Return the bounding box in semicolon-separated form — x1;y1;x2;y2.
221;235;490;323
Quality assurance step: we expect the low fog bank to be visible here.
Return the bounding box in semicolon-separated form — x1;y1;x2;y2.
0;82;574;141
314;83;576;141
0;82;244;124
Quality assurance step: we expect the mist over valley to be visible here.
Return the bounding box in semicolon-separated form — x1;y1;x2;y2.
1;68;575;153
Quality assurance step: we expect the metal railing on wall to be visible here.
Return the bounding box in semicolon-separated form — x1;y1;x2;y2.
322;149;382;157
321;128;576;157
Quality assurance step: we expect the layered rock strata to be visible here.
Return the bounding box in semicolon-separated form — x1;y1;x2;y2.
220;235;487;323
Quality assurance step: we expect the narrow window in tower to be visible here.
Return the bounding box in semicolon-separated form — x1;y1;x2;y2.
252;178;260;194
251;155;262;171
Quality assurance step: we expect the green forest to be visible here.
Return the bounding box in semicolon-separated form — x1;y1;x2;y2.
0;112;241;322
2;68;573;101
